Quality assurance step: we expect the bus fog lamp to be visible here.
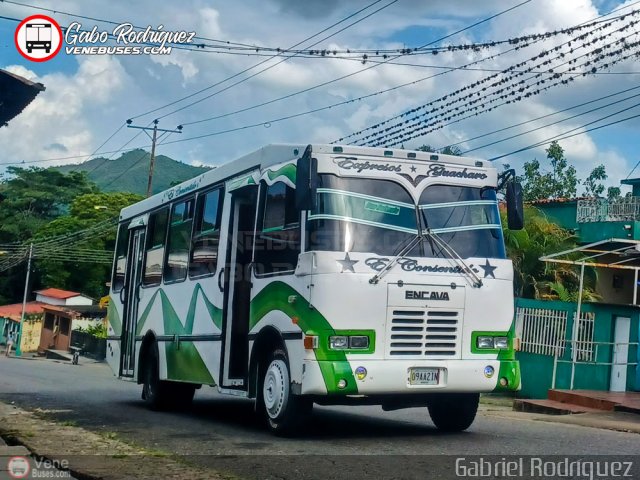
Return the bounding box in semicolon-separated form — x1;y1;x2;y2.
349;336;369;349
499;377;509;387
329;336;349;349
494;337;509;349
355;366;367;380
337;379;347;389
477;336;494;349
484;366;494;378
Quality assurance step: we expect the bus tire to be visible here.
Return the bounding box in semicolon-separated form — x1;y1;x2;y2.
428;393;479;432
259;349;311;436
141;343;196;410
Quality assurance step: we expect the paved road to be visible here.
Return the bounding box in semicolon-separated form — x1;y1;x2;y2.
1;356;638;479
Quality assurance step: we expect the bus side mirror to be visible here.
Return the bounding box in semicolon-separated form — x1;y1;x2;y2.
506;181;524;230
295;152;318;211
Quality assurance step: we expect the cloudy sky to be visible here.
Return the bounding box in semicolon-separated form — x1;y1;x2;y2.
0;0;638;192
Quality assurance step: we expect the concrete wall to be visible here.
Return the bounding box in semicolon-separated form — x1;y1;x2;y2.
19;316;43;353
515;299;639;398
595;269;636;306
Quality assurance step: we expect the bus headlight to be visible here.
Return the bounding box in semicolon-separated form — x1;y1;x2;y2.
477;336;494;349
494;337;509;349
329;336;349;349
349;336;369;349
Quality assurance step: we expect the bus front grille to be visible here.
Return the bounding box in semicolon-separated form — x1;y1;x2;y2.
387;308;461;358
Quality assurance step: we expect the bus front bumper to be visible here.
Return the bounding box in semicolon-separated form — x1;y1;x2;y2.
300;359;520;395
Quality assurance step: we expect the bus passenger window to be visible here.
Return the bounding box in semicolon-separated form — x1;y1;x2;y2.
254;182;300;275
143;208;169;286
164;199;195;283
190;188;222;277
112;222;130;292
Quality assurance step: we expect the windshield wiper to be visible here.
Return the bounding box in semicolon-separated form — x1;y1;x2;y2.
369;234;423;285
420;210;483;288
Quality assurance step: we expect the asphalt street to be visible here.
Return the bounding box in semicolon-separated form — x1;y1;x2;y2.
0;356;638;479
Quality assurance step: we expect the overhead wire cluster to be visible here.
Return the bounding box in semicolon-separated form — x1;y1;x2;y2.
336;9;640;147
372;32;640;147
0;218;118;273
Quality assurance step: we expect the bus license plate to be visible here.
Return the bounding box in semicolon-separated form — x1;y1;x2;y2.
409;368;440;386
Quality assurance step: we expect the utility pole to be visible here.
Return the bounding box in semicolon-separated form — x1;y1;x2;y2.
16;243;33;358
126;119;183;197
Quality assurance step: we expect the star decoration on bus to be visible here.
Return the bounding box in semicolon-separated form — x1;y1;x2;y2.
410;165;417;173
337;252;358;273
479;259;497;278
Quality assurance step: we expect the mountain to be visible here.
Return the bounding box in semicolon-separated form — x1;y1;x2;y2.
54;149;211;195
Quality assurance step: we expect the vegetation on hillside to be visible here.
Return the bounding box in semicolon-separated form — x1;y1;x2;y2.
55;149;210;195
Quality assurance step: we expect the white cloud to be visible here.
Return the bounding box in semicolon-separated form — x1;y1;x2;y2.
0;0;635;195
1;55;129;166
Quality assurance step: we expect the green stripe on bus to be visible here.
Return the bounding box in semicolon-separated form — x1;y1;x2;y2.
266;163;296;184
250;281;358;395
134;284;220;384
107;298;121;336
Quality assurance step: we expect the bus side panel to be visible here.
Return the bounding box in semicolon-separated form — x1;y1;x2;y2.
135;278;222;386
106;297;123;377
249;275;311;387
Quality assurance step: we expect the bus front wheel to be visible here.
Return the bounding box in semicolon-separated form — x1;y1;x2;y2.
258;349;312;435
142;344;195;410
428;393;479;432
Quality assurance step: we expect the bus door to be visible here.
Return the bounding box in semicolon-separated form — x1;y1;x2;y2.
120;226;145;378
220;183;259;389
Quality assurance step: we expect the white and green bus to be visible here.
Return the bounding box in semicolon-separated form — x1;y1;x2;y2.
107;144;523;434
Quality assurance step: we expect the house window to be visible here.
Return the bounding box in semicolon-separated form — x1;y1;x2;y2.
254;182;300;275
164;199;195;283
112;222;130;292
143;208;169;286
190;188;223;278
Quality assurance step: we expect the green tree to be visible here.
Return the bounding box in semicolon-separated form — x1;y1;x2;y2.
0;167;97;243
582;164;607;197
502;206;597;300
520;141;579;201
607;186;622;200
34;192;143;299
0;168;98;303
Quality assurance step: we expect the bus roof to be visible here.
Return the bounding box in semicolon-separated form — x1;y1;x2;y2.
119;143;491;220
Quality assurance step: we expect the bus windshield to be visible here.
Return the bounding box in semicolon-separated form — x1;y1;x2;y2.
307;174;505;259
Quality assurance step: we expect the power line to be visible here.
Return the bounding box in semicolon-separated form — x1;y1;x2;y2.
178;0;532;126
338;1;640;145
154;34;638;148
363;15;640;147
130;0;391;120
359;15;640;146
435;84;640;151
379;36;640;147
489;110;640;161
154;0;399;121
463;95;640;154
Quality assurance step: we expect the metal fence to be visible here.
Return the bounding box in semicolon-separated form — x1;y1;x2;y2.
577;197;640;223
516;306;567;356
573;311;595;362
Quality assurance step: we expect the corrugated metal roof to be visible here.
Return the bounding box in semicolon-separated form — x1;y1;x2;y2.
0;69;45;127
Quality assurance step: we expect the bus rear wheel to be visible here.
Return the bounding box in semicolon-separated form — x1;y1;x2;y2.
428;393;479;432
142;344;195;410
258;349;312;435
